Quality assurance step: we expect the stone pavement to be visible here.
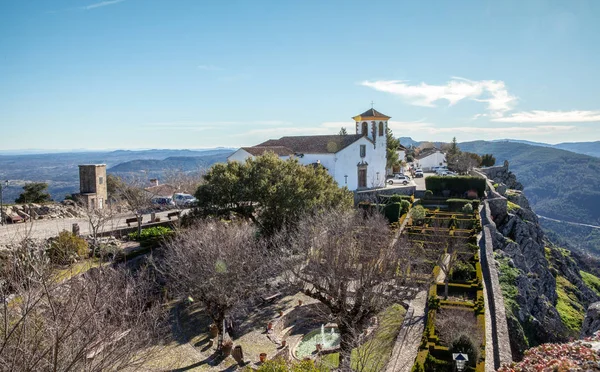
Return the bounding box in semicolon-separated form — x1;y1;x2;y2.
0;209;187;244
385;290;427;372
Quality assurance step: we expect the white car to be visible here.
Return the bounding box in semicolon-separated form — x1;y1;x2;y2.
387;174;411;185
442;171;458;177
173;193;198;207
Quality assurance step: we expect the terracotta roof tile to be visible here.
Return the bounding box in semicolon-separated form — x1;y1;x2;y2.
257;134;363;154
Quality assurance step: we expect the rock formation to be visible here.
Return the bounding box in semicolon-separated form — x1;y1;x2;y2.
582;302;600;338
1;200;86;222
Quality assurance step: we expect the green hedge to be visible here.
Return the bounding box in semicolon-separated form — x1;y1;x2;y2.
447;198;480;211
383;202;401;223
425;176;486;198
128;226;173;241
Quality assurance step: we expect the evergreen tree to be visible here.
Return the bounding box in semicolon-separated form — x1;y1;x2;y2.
15;183;52;204
386;127;401;170
338;127;348;135
448;137;460;158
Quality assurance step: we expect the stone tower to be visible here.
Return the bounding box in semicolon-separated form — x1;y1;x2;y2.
352;108;390;150
78;164;107;209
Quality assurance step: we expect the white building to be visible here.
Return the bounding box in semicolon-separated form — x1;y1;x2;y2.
415;148;447;171
227;108;390;191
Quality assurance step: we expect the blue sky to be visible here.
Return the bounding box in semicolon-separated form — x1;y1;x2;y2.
1;0;599;150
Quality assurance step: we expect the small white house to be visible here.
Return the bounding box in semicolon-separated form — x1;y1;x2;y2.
227;108;390;191
415;148;447;171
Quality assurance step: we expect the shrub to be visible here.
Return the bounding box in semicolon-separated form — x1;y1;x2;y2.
383;202;401;223
428;295;440;310
94;243;121;261
424;354;452;372
412;205;426;223
48;231;89;265
411;361;424;372
450;261;476;282
400;200;411;215
450;334;479;367
389;194;410;203
424;190;433;199
447;199;471;212
128;226;173;241
462;203;473;214
425;176;486;198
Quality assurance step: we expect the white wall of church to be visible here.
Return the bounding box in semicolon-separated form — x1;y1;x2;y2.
334;135;386;191
295;153;336;174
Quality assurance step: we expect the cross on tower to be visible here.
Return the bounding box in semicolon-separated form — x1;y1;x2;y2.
370;100;375;109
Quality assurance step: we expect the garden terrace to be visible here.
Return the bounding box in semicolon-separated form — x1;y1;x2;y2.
406;205;486;372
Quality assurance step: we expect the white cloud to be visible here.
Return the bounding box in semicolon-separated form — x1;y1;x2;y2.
82;0;125;10
492;110;600;123
197;65;223;71
361;77;517;114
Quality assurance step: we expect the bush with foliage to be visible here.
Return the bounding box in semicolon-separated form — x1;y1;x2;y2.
424;190;433;199
383;202;401;223
412;205;426;223
450;260;476;282
48;231;89;265
425;176;486;198
400;200;411;215
450;334;479;368
447;198;479;212
481;153;496;167
128;226;173;241
461;203;473;214
424;353;452;372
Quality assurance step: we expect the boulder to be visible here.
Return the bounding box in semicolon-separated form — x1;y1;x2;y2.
582;302;600;338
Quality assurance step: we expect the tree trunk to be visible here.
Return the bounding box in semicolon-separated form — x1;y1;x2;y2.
444;278;449;300
215;312;225;351
337;324;353;371
137;215;142;237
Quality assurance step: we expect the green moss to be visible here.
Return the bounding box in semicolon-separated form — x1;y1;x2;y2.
555;275;585;334
495;254;520;315
580;270;600;297
507;201;521;213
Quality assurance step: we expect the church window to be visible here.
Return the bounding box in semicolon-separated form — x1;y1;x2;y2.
361;122;368;136
379;122;384;136
360;145;366;158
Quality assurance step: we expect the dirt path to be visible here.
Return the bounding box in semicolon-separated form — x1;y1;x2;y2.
384;290;427;372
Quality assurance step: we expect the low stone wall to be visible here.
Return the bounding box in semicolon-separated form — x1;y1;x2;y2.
479;202;513;369
354;185;416;204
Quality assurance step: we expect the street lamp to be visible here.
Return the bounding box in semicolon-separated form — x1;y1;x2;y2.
0;180;8;226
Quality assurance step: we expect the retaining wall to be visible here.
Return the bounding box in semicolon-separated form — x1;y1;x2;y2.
354;185;416;204
479;202;513;369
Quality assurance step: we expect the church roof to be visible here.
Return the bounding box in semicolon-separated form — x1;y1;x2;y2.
257;134;364;154
353;108;391;121
241;146;295;156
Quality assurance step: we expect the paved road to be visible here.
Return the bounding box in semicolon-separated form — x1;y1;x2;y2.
0;209;186;244
385;290;427;372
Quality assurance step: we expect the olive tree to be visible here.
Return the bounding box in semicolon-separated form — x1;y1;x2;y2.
195;152;353;236
159;220;278;350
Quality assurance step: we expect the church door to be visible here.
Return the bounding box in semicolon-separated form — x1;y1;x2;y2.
358;168;367;189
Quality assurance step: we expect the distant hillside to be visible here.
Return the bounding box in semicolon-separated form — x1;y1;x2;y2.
399;137;421;147
554;141;600;158
460;141;600;253
109;153;231;173
0;148;233;202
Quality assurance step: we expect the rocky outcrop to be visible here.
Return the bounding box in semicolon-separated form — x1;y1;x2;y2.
480;161;523;191
582;302;600;338
1;201;86;222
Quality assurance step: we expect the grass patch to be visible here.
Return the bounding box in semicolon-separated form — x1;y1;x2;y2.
580;270;600;297
555;275;585;334
321;304;407;371
495;254;520;315
54;258;103;282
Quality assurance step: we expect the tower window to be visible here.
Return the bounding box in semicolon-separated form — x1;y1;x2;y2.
379;122;384;136
361;122;368;136
360;145;366;158
99;176;104;185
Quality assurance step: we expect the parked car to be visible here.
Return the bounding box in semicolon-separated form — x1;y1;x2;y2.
442;171;458;177
435;167;449;175
387;174;411;185
414;169;424;178
152;197;175;208
173;193;198;206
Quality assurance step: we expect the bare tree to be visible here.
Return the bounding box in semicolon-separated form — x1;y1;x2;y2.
163;168;205;195
158;220;277;351
0;239;166;371
79;201;116;256
115;176;154;236
282;210;426;370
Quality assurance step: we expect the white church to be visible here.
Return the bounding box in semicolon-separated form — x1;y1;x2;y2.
228;108;389;191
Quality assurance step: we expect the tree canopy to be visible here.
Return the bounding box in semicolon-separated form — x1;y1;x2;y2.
194;152;353;235
386;127;401;170
15;182;52;204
